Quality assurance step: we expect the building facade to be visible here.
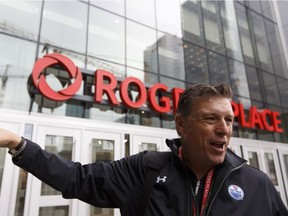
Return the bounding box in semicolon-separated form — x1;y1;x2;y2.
0;0;288;215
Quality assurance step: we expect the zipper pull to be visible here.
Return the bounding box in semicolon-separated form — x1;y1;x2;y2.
195;180;200;196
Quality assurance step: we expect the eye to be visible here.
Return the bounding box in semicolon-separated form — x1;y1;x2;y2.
204;116;216;123
225;118;234;125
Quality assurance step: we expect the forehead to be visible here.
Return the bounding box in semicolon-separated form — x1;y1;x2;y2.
192;97;233;115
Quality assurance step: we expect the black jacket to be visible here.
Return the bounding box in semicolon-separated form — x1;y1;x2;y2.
14;139;288;215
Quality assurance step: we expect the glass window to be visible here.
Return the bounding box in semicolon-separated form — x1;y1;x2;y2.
139;142;157;152
39;206;68;216
250;11;273;72
228;59;250;98
90;0;124;16
41;135;73;196
248;151;260;169
281;108;288;143
246;66;263;101
258;130;274;142
41;1;88;53
184;43;209;83
265;20;288;78
220;1;243;61
207;51;229;84
155;0;182;37
277;77;288;108
247;0;262;14
262;71;281;106
278;1;288;27
160;76;185;89
202;1;225;54
238;127;257;140
0;1;42;41
0;35;36;111
87;56;125;79
235;3;256;66
127;21;158;73
264;152;278;185
126;0;156;28
127;67;158;86
157;33;185;80
90;138;114;215
180;0;205;46
261;1;276;22
89;104;126;123
88;7;125;65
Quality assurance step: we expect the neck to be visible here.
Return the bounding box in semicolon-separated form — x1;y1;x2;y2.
187;163;213;180
181;150;214;180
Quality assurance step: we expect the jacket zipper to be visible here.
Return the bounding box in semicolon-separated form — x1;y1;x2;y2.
195;180;201;196
206;162;246;215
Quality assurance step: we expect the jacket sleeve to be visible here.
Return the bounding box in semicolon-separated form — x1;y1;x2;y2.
13;139;148;208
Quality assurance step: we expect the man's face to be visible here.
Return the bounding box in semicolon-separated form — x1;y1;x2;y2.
175;96;234;168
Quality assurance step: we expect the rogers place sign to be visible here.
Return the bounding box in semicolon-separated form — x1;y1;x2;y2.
31;53;284;133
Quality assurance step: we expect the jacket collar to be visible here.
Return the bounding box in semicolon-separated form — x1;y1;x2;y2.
165;138;247;169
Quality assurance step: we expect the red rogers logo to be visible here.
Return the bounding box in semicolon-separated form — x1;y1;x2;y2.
31;53;82;101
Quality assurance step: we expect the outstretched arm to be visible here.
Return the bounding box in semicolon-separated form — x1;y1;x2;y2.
0;128;22;150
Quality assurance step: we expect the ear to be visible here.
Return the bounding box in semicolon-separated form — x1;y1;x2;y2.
175;113;184;136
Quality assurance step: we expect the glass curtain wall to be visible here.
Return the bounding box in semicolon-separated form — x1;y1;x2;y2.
0;0;288;143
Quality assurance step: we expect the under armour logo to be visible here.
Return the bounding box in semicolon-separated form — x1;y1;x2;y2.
156;176;167;183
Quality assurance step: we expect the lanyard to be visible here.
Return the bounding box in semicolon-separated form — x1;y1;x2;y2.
178;147;214;216
192;168;214;216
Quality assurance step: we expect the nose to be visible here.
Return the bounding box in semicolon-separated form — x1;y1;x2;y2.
215;119;230;136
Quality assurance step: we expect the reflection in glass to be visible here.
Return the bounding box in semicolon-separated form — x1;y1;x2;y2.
0;1;41;41
246;66;263;101
39;206;69;216
220;1;243;61
41;135;73;196
250;12;273;72
87;56;125;79
139;142;157;152
157;33;185;80
238;127;257;140
277;78;288;108
265;20;288;78
127;21;157;72
248;151;260;169
235;3;256;66
90;0;124;16
41;1;87;53
184;43;209;84
258;130;274;142
181;0;205;46
262;72;281;106
202;1;225;54
228;59;249;98
0;35;36;111
264;152;278;185
207;51;229;84
155;0;182;37
160;76;185;89
126;0;155;27
91;138;114;216
261;1;275;21
88;7;125;65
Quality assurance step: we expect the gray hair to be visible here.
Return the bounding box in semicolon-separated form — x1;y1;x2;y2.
176;83;233;117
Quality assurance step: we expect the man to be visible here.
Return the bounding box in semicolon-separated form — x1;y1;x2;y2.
0;83;287;215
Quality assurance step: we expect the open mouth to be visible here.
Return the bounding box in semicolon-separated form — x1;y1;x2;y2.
211;142;225;150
